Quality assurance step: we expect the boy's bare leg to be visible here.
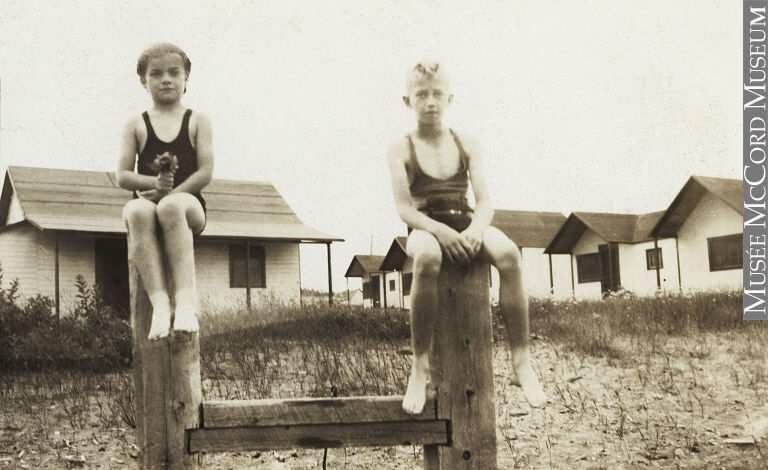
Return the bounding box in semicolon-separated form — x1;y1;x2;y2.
156;193;205;334
123;199;173;340
402;230;442;415
478;227;547;408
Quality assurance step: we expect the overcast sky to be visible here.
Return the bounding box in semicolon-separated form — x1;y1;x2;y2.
0;0;742;290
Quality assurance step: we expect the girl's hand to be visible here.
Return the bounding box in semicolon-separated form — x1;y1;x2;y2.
461;226;484;257
137;189;164;203
435;226;474;264
155;171;174;193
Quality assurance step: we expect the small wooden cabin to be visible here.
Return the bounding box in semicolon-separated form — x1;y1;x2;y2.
651;176;742;292
545;211;675;298
0;166;342;314
343;255;386;308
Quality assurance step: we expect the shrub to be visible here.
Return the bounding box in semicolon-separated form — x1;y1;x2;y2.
0;271;131;372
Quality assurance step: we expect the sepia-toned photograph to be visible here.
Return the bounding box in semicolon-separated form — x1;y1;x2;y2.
0;1;761;468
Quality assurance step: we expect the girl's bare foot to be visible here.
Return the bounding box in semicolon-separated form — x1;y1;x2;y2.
173;304;199;333
147;304;172;341
402;353;430;415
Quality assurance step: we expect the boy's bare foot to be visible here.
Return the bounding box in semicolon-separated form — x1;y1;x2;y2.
511;350;547;408
173;304;199;333
402;353;430;415
148;305;172;341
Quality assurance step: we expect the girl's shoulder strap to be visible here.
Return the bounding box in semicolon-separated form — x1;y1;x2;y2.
141;111;156;139
181;108;193;131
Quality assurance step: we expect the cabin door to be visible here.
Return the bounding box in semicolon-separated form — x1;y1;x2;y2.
95;238;130;318
371;274;381;308
598;243;621;294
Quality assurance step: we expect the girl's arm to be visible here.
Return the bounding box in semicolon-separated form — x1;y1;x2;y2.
115;116;172;192
386;139;473;263
171;112;214;195
460;133;494;256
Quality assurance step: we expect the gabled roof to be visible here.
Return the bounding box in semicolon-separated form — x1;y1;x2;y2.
0;166;342;242
344;255;386;277
545;211;665;254
380;236;408;271
491;210;567;248
651;176;742;238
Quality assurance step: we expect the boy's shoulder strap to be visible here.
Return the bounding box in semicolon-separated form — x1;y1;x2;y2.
405;133;421;172
449;128;469;168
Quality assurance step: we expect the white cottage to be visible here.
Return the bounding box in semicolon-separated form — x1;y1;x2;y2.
650;176;742;292
545;211;678;299
0;166;342;314
343;255;387;308
378;210;570;308
380;237;410;309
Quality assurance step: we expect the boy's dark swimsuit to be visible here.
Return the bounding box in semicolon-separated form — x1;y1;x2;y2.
406;129;473;232
134;108;207;216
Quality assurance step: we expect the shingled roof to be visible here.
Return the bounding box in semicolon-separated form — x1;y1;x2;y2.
651;176;742;238
344;255;386;277
0;166;342;242
545;211;665;254
380;236;408;271
491;210;567;248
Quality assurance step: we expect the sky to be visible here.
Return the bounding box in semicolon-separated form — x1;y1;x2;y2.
0;0;743;290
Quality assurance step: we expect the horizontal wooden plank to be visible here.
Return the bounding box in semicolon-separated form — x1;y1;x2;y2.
15;188;130;206
188;420;448;452
204;197;295;215
206;181;281;197
10;168;115;187
23;202;126;217
203;396;436;428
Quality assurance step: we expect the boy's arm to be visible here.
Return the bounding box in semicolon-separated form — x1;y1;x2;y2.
460;133;494;256
386;140;473;263
171;112;214;195
115;116;172;193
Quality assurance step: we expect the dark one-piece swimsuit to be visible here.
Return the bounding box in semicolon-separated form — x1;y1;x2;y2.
134;108;207;231
406;129;473;232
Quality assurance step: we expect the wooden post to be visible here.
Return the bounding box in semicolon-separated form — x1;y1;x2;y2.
424;258;497;469
129;235;202;469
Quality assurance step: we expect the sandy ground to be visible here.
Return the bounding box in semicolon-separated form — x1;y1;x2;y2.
1;331;766;469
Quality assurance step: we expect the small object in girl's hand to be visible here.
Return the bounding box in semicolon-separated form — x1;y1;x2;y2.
149;151;179;174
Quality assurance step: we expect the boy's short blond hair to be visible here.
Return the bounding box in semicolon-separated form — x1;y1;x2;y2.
405;60;450;92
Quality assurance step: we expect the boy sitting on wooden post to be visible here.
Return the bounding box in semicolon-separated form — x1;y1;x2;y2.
386;60;547;414
117;43;214;340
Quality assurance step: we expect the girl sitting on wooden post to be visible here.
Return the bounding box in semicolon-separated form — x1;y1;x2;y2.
117;43;214;340
386;60;547;414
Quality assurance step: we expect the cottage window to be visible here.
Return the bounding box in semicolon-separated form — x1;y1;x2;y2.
229;244;266;288
576;253;601;283
402;273;413;296
708;234;742;271
646;248;663;270
389;279;396;291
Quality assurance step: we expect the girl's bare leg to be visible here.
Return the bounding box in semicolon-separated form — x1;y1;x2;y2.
123;199;172;340
402;230;442;415
478;227;547;408
156;193;205;333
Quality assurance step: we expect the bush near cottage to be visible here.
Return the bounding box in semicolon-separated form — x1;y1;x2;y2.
0;268;131;372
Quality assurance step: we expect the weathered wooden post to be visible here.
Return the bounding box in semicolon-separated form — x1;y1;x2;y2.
424;258;497;469
129;236;202;469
